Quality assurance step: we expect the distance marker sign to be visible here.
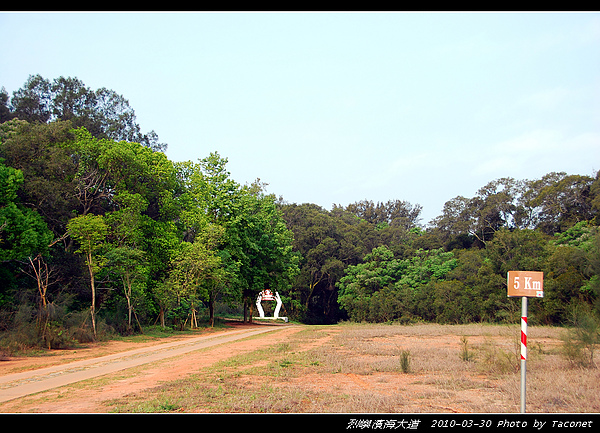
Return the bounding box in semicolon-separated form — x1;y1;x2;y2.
507;271;544;298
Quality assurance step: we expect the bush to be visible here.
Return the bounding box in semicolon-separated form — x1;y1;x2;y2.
561;305;599;368
399;350;411;373
460;336;474;362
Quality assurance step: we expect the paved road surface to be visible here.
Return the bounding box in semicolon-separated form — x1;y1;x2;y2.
0;326;282;404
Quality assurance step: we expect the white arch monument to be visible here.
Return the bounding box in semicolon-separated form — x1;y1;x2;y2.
255;289;288;322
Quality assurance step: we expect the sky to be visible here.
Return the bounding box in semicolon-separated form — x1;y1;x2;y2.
1;12;599;225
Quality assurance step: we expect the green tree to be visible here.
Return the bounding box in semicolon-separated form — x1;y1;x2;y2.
165;228;222;329
526;172;596;235
104;246;147;333
441;248;503;322
430;178;527;248
337;245;458;323
9;74;52;123
0;162;53;262
548;221;600;321
67;214;108;338
7;74;166;151
396;248;458;290
174;155;241;325
281;203;345;322
429;196;475;249
0;119;78;237
103;192;150;332
0;160;54;342
284;201;411;323
0;87;13;123
144;220;180;328
344;199;422;230
231;184;299;322
202;249;239;327
337;246;405;322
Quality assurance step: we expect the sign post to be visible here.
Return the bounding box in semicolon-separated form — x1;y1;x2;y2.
520;296;528;414
507;271;543;413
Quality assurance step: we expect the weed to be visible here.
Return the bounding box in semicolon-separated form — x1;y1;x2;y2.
279;359;293;368
561;306;599;368
399;350;411;373
158;400;180;412
477;336;519;375
460;336;474;362
276;342;291;353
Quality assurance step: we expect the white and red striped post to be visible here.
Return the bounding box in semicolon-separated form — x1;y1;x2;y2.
520;296;528;413
507;271;542;414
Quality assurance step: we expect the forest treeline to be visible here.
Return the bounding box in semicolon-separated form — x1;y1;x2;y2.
1;75;599;352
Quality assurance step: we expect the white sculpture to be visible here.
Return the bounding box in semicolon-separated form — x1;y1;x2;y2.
255;289;287;322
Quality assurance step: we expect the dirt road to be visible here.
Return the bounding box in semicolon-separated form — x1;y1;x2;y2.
0;322;300;412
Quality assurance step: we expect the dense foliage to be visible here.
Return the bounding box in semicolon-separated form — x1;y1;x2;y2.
1;75;599;352
280;175;600;325
279;175;600;326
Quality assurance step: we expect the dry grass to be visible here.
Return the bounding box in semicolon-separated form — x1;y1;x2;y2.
105;323;599;413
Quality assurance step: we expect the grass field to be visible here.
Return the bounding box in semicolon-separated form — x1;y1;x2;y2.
106;322;600;413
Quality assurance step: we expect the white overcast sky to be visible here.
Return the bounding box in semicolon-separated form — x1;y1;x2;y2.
1;12;599;224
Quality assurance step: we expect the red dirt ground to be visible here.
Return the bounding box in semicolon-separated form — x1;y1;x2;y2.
0;321;302;413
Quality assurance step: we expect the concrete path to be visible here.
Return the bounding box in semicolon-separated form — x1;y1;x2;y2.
0;326;282;403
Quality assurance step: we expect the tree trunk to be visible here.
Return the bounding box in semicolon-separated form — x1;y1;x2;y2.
88;252;97;339
190;303;198;328
209;300;215;327
159;308;165;329
124;273;133;332
305;273;323;310
29;255;51;347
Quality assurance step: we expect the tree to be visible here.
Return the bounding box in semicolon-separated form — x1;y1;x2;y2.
337;244;458;323
9;74;52;123
526;172;596;235
429;196;474;249
165;229;222;329
177;154;299;324
202;249;239;327
548;221;600;321
485;228;550;276
345;199;422;230
0;119;78;237
470;178;528;239
281;203;345;322
67;214;108;338
174;155;240;325
144;219;180;328
105;246;147;333
0;160;55;342
396;248;458;290
0;87;13;123
337;246;405;322
430;178;528;248
0;161;53;262
25;253;58;347
230;184;299;323
7;74;166;151
62;127;177;219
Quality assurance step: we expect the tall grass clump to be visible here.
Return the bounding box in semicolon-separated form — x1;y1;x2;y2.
460;336;474;362
399;350;411;373
561;305;599;368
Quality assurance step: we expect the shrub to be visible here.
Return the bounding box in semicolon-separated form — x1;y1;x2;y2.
399;350;411;373
561;305;599;368
460;336;474;362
